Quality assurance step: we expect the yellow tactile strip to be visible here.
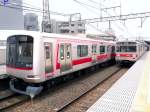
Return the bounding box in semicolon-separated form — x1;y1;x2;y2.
130;52;150;112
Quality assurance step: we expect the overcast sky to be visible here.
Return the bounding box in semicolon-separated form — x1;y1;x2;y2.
23;0;150;40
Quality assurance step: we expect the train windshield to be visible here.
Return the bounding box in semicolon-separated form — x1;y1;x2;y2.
6;35;33;68
117;46;136;52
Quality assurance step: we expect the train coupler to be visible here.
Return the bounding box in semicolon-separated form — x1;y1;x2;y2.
9;78;43;98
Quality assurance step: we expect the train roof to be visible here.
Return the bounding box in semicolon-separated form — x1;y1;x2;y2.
0;30;115;44
116;40;145;44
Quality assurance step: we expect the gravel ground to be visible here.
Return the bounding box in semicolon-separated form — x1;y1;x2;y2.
5;65;123;112
62;68;128;112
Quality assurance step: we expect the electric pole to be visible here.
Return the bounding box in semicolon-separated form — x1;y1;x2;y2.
42;0;51;33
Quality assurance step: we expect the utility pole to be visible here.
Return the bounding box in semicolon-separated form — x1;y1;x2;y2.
42;0;51;33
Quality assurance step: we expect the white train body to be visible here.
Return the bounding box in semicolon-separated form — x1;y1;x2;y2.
5;31;115;83
116;40;146;63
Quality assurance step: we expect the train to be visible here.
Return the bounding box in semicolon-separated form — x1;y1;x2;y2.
115;40;146;64
2;30;116;97
0;33;9;79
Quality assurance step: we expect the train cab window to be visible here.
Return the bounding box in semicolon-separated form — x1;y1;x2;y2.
92;45;97;53
7;35;33;68
117;46;136;52
17;42;33;63
128;46;136;52
77;45;88;57
120;46;127;52
60;45;64;60
99;46;105;54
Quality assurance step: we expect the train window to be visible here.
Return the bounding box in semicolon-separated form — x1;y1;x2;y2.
77;45;81;57
92;45;97;53
17;42;33;64
6;35;33;68
45;46;50;59
100;46;105;54
107;46;110;52
60;45;64;60
118;46;136;52
120;46;127;52
128;46;136;52
66;45;70;59
77;45;88;57
112;46;115;53
116;46;120;52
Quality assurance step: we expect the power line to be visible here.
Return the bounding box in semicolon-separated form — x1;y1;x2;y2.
73;0;135;36
73;0;125;29
73;0;100;15
73;0;100;11
0;0;69;16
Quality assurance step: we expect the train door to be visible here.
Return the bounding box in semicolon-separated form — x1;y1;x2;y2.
60;43;72;72
44;43;53;74
92;45;97;63
107;45;111;59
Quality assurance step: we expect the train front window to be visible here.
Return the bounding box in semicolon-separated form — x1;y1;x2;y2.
117;46;136;52
17;42;33;64
128;46;136;52
7;35;33;68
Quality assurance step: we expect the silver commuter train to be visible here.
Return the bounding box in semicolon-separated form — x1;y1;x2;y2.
116;40;146;64
4;30;115;96
0;33;9;79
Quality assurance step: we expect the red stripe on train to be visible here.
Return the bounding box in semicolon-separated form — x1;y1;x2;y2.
72;57;92;65
56;57;92;69
97;54;108;60
117;53;132;57
56;63;61;69
111;53;116;57
6;65;33;70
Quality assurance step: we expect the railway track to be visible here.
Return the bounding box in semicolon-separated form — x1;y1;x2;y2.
4;65;127;112
0;92;28;111
0;89;15;101
54;67;122;112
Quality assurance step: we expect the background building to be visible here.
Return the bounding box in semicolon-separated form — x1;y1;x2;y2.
0;0;24;30
24;13;39;31
49;19;86;34
57;21;85;34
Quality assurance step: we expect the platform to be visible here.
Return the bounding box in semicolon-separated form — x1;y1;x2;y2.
87;52;150;112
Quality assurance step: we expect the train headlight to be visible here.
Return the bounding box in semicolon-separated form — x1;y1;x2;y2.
133;54;137;57
132;54;137;57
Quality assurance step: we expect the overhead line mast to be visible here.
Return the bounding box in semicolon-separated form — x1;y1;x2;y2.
42;0;51;33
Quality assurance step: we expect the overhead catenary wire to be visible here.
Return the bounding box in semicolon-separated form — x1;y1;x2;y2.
73;0;125;30
87;0;134;36
73;0;134;36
